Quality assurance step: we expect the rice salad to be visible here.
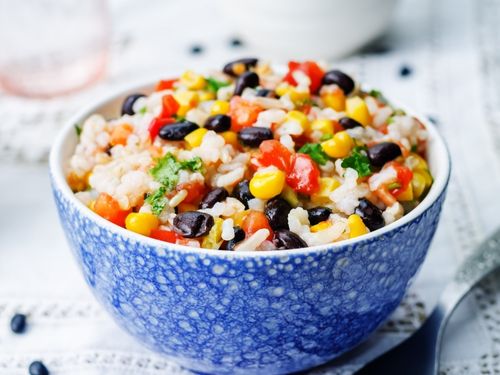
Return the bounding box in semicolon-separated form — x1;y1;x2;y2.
67;59;433;251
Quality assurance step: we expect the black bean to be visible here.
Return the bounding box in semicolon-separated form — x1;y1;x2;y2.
355;198;385;232
367;142;402;167
222;226;246;250
307;207;332;225
273;230;307;250
204;114;231;133
158;121;199;141
200;188;229;209
264;198;292;230
399;65;413;77
256;88;275;98
121;93;145;115
230;38;243;47
232;180;254;208
234;71;260;96
339;117;363;129
173;211;214;238
190;44;204;54
223;58;258;77
29;361;49;375
321;70;355;95
10;313;27;334
238;127;273;147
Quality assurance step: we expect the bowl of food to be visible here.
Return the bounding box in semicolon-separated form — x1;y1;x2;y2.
49;59;450;375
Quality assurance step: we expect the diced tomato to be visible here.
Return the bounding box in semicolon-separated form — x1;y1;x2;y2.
286;153;320;195
148;117;176;140
176;181;206;204
241;211;273;240
155;79;177;91
160;94;179;118
150;229;180;243
283;61;325;94
387;161;413;197
228;96;262;131
258;140;292;172
93;193;130;227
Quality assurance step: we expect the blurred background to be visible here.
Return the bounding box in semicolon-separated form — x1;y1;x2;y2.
1;0;500;374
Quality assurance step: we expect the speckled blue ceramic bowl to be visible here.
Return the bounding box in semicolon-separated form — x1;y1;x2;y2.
49;82;450;375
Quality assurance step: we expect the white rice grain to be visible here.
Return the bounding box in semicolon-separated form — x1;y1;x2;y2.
221;219;235;241
234;229;270;251
169;189;188;208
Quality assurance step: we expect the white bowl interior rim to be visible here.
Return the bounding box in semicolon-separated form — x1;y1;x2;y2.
49;79;451;258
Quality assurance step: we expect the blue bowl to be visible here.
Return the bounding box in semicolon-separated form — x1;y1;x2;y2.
49;83;451;375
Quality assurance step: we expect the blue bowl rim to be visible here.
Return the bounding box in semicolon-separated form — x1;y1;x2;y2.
49;76;451;258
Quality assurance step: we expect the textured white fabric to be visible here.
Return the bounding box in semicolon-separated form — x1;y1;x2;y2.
1;0;500;373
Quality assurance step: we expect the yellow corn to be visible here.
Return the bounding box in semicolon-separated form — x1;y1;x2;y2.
346;96;370;126
202;217;224;249
249;170;286;199
221;131;238;148
281;185;299;207
180;70;206;90
285;110;309;131
322;89;346;111
348;214;369;238
289;88;310;104
275;83;292;97
309;119;334;136
310;221;332;233
210;100;230;115
125;213;159;236
184;128;208;148
321;131;354;158
411;171;427;199
199;91;215;102
420;169;433;188
397;183;414;201
406;153;429;171
233;210;249;227
174;91;199;117
311;177;341;203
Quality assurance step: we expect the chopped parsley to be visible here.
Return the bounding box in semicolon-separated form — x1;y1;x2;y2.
74;123;82;137
145;186;168;216
411;144;418;152
320;133;333;141
206;77;230;92
368;89;387;103
299;143;329;165
341;146;372;177
179;156;203;171
150;153;204;192
138;106;148;115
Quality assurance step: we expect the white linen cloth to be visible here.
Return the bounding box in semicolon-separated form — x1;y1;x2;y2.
1;0;500;373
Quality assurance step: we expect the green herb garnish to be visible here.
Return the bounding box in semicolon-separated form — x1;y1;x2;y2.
179;156;203;172
150;153;204;192
387;182;401;190
411;144;418;152
138;106;148;115
145;186;168;216
341;146;372;177
299;143;329;165
75;123;82;137
368;89;388;104
320;134;333;141
206;77;230;92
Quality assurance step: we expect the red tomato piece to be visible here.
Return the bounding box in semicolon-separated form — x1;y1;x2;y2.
286;153;320;195
160;94;179;118
283;61;325;94
155;79;177;91
93;193;130;227
150;229;180;243
228;96;262;131
148;117;175;140
176;181;206;204
242;211;273;240
387;161;413;196
258;140;292;172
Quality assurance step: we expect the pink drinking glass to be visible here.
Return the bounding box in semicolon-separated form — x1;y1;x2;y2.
0;0;109;98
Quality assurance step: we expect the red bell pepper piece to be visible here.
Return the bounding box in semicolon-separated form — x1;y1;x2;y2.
160;94;179;118
148;117;175;140
155;79;177;91
286;153;320;195
283;61;325;94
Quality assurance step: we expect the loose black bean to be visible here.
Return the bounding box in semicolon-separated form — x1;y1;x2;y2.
321;70;355;95
121;93;145;115
223;58;258;77
399;65;413;77
339;117;363;129
307;207;332;225
238;127;273;147
234;71;260;96
367;142;402;167
158;121;199;141
29;361;49;375
204;114;231;133
173;211;214;238
190;44;204;55
256;88;275;98
230;38;243;47
232;180;254;208
264;198;292;230
273;230;308;250
200;188;229;209
10;313;27;334
222;226;246;250
355;198;385;232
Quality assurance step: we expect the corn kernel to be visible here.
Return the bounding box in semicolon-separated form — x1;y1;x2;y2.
285;110;309;131
348;214;369;238
202;217;224;249
310;119;334;136
310;221;332;233
184;128;208;148
411;172;427;199
174;91;199;117
233;210;249;227
221;131;238;148
346;96;370;126
125;213;159;236
281;185;299;207
397;183;414;201
311;177;341;203
67;171;87;192
180;70;206;90
289;88;310;104
321;131;354;158
249;170;286;199
406;153;429;171
211;100;230;115
275;83;291;97
199;91;215;102
322;89;346;111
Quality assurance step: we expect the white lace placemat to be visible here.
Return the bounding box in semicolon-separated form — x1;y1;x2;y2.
2;0;500;373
